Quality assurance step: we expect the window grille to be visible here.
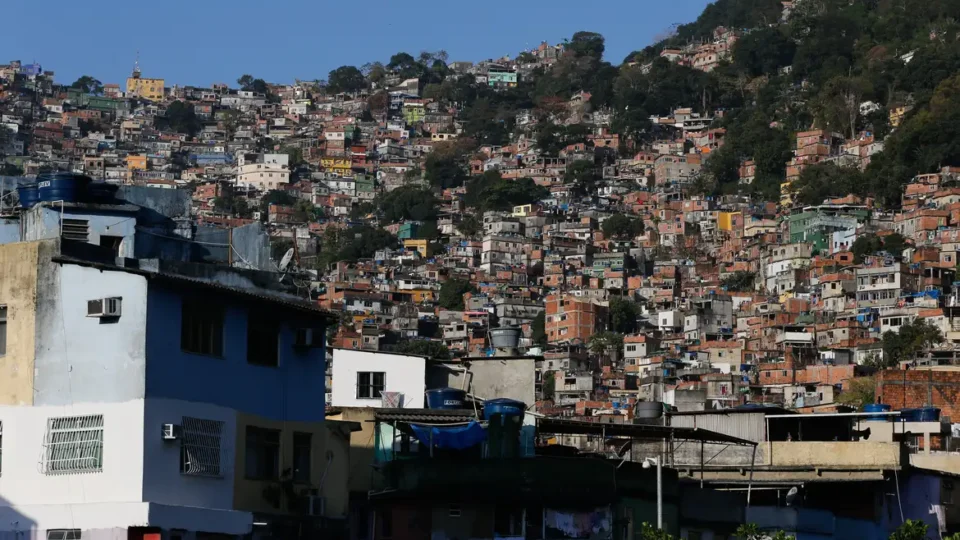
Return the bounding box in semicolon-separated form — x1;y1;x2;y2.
180;417;225;477
61;219;89;242
43;415;103;475
46;530;80;540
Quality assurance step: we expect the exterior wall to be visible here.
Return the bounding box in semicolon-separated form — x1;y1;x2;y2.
144;284;327;423
331;349;426;409
22;205;137;258
876;369;960;419
231;411;329;516
141;398;239;511
34;262;149;406
766;441;900;468
126;77;165;101
0;241;40;406
437;358;536;406
327;408;379;494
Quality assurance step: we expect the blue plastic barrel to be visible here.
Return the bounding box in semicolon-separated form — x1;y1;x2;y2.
900;407;941;422
483;398;526;420
863;403;891;422
17;180;39;208
425;388;466;409
37;172;91;203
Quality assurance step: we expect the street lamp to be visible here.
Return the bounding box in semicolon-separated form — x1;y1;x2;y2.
642;457;662;530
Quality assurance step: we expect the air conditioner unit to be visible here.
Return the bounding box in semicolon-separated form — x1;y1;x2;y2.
162;423;181;441
87;297;122;318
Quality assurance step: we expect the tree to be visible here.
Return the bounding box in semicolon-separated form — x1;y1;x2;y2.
395;340;451;360
71;75;103;95
721;271;756;292
609;298;641;334
213;184;252;218
237;74;255;90
531;311;547;347
457;215;481;238
464;171;549;213
814;76;873;139
851;232;909;263
568;31;605;59
639;523;674;540
836;376;875;410
439;278;475;310
376;185;440;223
424;142;468;189
791;163;865;206
280;145;304;168
602;214;645;239
732;27;796;77
163;100;201;137
565;160;600;195
889;520;928;540
588;331;623;363
880;319;944;368
327;65;367;94
368;91;389;113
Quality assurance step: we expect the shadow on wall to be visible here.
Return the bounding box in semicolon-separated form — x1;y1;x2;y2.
0;494;37;539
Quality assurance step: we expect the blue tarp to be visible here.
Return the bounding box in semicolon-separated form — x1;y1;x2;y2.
410;421;487;450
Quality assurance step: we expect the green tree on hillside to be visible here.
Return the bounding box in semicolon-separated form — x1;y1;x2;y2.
439;278;475;310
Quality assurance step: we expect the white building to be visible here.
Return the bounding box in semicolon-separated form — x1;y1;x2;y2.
330;349;427;409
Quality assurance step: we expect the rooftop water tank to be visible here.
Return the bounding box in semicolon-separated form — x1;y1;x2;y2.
17;179;39;209
37;172;91;203
425;388;467;410
635;401;664;420
489;327;521;349
482;398;526;420
900;407;940;422
863;403;891;422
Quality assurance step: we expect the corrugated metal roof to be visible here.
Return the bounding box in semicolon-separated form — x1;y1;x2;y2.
537;417;757;446
375;408;477;423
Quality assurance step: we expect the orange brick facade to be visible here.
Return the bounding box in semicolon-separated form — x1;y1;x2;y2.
876;369;960;418
544;294;607;345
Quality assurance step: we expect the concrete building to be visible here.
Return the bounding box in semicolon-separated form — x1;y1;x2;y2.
330;349;427;409
0;239;341;539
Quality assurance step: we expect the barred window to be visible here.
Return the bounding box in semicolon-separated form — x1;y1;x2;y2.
43;415;103;475
46;530;80;540
180;417;225;477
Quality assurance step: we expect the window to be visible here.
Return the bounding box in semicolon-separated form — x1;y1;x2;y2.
448;505;462;518
0;306;7;356
245;426;280;480
247;312;279;367
43;415;103;474
357;372;385;399
46;531;80;540
293;431;312;483
180;417;225;477
99;235;123;256
181;300;223;356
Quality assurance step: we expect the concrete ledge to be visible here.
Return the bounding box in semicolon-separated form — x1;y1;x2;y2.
0;502;251;535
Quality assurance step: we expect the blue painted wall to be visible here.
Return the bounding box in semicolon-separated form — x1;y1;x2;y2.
143;284;326;422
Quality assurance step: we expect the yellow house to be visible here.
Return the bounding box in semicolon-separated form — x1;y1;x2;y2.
889;106;911;128
403;238;432;258
512;204;535;217
718;211;741;232
409;289;436;303
126;154;147;171
126;66;165;101
780;181;795;207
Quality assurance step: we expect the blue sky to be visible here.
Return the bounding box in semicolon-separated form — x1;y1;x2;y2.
6;0;712;88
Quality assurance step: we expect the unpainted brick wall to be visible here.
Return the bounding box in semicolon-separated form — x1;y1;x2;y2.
876;370;960;420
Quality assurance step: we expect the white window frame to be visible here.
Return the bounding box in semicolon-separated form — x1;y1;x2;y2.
43;415;104;475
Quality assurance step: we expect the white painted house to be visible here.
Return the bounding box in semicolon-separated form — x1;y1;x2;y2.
330;349;427;409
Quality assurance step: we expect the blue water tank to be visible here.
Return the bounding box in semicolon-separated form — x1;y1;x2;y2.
900;407;941;422
17;180;39;208
37;172;91;203
863;403;892;422
483;398;526;420
425;388;467;410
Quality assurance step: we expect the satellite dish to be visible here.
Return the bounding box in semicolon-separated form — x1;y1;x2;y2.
278;248;295;272
785;486;799;506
